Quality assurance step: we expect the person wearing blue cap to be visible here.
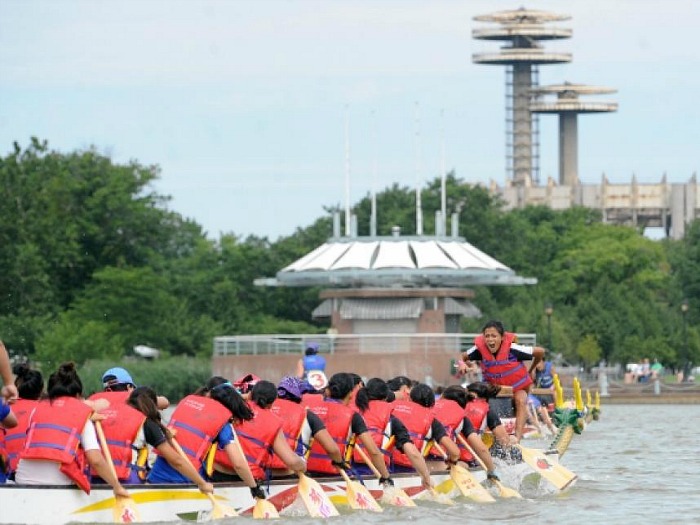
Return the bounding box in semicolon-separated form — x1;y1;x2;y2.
295;342;328;390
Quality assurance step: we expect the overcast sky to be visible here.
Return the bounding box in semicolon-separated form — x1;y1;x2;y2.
2;0;698;240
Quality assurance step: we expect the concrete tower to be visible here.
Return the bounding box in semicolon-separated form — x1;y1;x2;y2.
530;83;617;186
472;8;572;186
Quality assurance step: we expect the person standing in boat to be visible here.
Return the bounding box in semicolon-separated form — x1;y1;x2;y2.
458;320;545;443
14;362;129;499
2;363;42;481
296;342;328;392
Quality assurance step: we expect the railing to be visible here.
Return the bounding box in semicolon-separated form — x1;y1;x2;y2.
213;333;538;357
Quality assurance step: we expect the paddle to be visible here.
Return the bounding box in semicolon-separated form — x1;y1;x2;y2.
432;442;491;503
170;437;238;519
354;445;415;506
336;466;383;512
94;420;142;523
296;473;340;517
456;434;522;499
515;444;578;490
229;425;280;519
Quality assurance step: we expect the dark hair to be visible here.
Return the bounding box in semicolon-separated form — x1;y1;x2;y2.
326;373;355;400
13;363;44;400
481;319;505;335
387;376;413;392
409;383;435;408
127;386;171;441
47;362;83;400
105;383;130;392
203;376;254;422
350;373;364;388
251;380;277;409
466;381;501;400
355;378;392;413
441;385;468;408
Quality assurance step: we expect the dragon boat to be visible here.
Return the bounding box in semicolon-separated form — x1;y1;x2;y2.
0;469;473;525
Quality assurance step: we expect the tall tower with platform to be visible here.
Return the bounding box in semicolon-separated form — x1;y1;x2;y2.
531;83;618;186
472;8;572;186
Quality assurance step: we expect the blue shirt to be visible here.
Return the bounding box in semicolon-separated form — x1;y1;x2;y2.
0;400;10;422
146;425;234;484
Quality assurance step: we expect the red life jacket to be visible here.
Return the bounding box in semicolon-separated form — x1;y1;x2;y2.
301;393;324;409
87;392;145;480
268;398;307;469
227;402;282;480
4;398;39;474
390;400;433;468
474;332;533;392
353;400;392;466
20;397;93;493
465;398;490;432
168;395;231;471
307;399;354;474
430;398;473;462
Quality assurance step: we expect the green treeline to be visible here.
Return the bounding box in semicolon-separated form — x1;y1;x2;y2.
1;139;698;376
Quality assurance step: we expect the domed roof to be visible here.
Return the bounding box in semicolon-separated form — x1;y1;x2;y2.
255;234;536;288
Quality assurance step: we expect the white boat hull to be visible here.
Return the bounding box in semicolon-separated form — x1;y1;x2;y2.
0;470;467;525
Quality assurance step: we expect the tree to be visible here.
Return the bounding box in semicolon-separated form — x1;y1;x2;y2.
577;334;602;371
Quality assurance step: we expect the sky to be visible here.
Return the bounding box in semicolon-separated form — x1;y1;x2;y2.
1;0;699;241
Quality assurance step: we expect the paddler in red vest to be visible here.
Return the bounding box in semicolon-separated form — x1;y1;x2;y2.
390;383;461;471
218;380;306;489
150;377;254;497
429;385;500;481
88;367;169;483
307;372;394;487
458;320;545;443
125;386;216;492
2;363;43;480
353;378;434;490
15;362;129;499
465;381;514;453
269;376;344;474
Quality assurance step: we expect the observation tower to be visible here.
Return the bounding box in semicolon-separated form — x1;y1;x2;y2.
472;7;572;186
530;83;618;186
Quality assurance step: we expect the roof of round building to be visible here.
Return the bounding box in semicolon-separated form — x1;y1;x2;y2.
254;235;537;288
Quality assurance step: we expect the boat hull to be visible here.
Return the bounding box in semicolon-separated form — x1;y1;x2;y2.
0;470;467;525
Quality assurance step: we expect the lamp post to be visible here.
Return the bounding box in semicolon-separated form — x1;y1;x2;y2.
545;302;553;351
681;299;690;382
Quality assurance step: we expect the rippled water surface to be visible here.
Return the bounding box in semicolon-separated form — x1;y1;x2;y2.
64;404;700;525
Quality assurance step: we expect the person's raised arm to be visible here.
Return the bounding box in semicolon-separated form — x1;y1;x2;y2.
528;347;545;374
0;341;18;403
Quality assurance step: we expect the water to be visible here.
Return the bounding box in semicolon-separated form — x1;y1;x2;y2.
34;404;700;525
276;404;700;525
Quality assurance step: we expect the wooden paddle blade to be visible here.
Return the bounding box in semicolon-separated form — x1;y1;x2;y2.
449;464;495;503
338;470;382;512
516;445;578;490
494;480;523;499
252;498;279;519
113;496;141;523
297;473;340;517
346;480;383;512
380;485;416;507
205;493;238;520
